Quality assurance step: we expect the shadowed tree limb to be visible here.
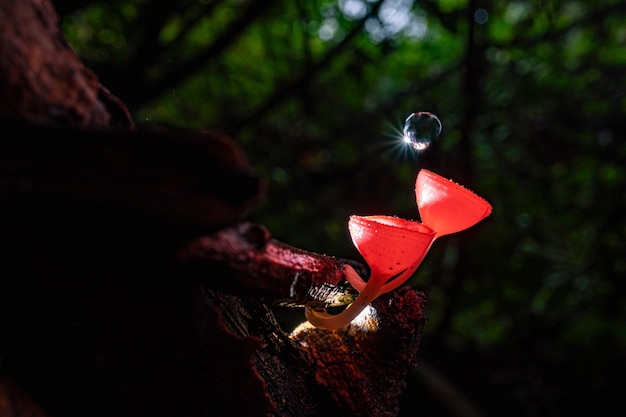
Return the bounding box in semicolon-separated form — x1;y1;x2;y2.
231;0;384;134
0;115;429;417
133;0;280;107
0;1;429;416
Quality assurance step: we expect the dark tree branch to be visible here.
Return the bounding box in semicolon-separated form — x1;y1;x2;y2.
178;221;366;308
133;0;279;107
230;0;385;134
489;1;626;49
0;2;429;416
112;0;225;97
0;118;262;241
0;114;428;417
121;2;183;80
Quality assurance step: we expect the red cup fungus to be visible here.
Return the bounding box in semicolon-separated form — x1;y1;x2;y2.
305;169;492;330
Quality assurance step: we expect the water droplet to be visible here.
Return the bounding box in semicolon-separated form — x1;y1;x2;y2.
402;112;442;152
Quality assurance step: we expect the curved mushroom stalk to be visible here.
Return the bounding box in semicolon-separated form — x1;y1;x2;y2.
304;269;383;330
305;215;435;330
305;169;493;330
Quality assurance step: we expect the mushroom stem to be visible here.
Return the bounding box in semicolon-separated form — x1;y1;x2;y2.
304;274;383;330
304;169;493;330
344;264;367;292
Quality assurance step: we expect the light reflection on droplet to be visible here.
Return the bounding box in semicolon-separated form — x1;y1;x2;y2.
402;112;442;153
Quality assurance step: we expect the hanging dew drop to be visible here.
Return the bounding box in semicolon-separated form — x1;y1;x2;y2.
403;112;442;152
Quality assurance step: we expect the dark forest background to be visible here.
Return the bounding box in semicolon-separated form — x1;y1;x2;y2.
54;0;626;415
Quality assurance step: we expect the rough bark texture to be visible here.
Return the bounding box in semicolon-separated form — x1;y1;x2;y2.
0;1;428;416
0;0;133;128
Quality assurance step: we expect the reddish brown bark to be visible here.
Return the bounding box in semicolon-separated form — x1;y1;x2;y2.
0;1;428;416
0;0;132;128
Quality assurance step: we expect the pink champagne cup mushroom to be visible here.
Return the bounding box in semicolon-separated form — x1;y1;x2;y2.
305;169;492;330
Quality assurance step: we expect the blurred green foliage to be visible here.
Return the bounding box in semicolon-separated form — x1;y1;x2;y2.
61;0;626;415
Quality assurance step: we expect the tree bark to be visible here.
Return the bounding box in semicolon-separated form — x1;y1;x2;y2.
0;1;428;416
0;0;133;128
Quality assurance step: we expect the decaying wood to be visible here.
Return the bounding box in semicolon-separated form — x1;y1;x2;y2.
0;118;429;417
0;117;263;241
0;0;429;416
292;287;427;417
201;285;428;417
178;221;365;308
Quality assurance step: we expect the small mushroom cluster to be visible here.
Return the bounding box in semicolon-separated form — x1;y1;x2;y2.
305;169;493;330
